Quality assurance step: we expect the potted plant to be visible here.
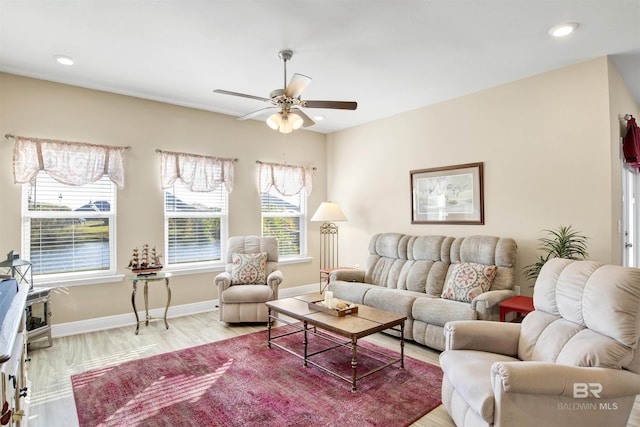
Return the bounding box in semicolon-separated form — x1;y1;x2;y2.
524;225;589;282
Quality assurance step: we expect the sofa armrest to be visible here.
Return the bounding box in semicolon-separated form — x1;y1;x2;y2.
267;270;284;297
330;269;365;283
444;320;521;356
214;272;232;293
492;362;640;398
471;289;516;310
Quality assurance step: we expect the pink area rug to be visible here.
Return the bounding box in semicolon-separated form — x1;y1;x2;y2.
71;326;442;427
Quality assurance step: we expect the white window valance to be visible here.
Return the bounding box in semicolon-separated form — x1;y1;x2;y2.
259;161;313;196
13;136;127;189
160;150;235;192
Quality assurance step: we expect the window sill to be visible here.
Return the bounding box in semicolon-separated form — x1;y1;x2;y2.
32;257;313;286
35;274;125;288
163;263;226;277
164;256;312;275
278;256;313;265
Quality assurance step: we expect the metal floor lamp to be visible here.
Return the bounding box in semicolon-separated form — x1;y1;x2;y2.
311;202;347;293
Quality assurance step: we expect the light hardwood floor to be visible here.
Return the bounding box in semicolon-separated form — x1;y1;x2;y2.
26;310;640;427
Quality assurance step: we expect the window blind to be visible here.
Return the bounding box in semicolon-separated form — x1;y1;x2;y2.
23;173;116;276
261;190;305;256
165;181;227;265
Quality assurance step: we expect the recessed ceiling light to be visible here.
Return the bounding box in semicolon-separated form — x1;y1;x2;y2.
54;55;75;66
549;22;578;38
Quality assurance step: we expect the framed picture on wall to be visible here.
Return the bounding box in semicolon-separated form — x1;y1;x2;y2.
410;162;484;224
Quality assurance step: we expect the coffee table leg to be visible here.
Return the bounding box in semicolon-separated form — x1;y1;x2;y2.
267;307;272;348
303;321;308;367
351;337;358;392
400;321;405;369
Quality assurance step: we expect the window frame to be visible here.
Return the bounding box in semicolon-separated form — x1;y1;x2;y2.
163;181;229;271
21;173;118;285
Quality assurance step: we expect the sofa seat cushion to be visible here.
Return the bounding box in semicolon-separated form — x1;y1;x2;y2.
440;350;519;424
362;287;419;318
221;284;272;303
412;297;477;327
329;281;379;304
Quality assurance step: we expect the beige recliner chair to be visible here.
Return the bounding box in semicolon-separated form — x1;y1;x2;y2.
440;258;640;427
214;236;283;323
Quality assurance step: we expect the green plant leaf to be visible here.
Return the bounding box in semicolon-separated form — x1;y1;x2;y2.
524;225;589;284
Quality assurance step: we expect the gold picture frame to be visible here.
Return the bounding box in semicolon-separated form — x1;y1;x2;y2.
410;162;484;224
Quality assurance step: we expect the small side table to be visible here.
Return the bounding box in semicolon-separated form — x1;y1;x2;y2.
499;296;534;322
127;272;172;335
26;286;53;347
319;267;355;293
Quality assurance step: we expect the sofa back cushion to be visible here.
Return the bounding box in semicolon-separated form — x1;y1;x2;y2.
518;258;640;372
363;233;517;297
449;235;517;292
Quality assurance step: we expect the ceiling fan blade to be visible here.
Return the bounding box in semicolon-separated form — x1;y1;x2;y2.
213;89;272;103
301;100;358;110
285;73;312;98
236;107;277;121
291;108;316;128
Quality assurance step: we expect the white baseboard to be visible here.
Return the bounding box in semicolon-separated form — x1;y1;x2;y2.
51;283;320;338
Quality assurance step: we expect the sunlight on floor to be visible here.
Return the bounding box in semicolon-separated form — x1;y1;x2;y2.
66;343;159;375
102;358;234;426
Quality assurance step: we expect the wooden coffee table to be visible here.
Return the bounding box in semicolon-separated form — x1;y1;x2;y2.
265;293;406;392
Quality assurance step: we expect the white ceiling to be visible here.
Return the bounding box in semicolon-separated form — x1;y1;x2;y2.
1;1;639;134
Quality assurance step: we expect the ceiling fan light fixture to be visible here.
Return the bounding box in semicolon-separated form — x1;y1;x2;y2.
266;111;303;133
289;112;304;130
266;113;282;130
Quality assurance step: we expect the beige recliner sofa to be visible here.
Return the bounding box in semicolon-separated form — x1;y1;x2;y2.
440;258;640;427
214;236;283;323
329;233;517;350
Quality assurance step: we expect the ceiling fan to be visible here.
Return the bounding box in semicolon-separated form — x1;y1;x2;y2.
213;50;357;133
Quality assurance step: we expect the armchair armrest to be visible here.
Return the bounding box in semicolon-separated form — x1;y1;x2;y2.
492;362;640;398
214;272;232;293
330;269;365;282
471;289;516;310
267;270;284;297
444;320;521;356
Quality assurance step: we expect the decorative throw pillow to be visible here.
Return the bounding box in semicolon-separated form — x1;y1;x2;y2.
231;252;268;285
441;262;498;303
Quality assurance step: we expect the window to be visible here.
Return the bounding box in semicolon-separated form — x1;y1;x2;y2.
22;172;116;279
261;188;307;257
164;181;227;266
258;162;312;258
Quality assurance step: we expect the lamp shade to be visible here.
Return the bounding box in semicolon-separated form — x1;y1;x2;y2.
311;202;348;222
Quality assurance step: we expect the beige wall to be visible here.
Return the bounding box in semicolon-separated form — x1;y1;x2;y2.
327;57;639;296
1;56;637;323
0;73;326;323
